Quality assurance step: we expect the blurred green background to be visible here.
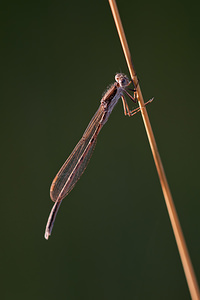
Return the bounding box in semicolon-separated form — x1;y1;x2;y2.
1;0;200;299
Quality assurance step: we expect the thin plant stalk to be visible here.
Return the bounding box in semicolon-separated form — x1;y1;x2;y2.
108;1;200;299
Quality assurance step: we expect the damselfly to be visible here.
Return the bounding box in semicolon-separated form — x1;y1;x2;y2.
45;73;153;239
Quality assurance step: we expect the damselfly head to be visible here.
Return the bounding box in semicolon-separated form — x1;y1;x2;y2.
115;73;129;88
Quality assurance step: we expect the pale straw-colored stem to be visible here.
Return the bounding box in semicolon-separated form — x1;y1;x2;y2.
108;1;200;299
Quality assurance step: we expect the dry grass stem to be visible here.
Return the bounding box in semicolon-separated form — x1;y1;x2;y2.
108;0;200;299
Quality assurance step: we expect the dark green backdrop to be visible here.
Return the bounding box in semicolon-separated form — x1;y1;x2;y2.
1;1;200;299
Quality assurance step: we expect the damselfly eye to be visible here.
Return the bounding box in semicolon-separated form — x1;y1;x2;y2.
121;78;126;85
